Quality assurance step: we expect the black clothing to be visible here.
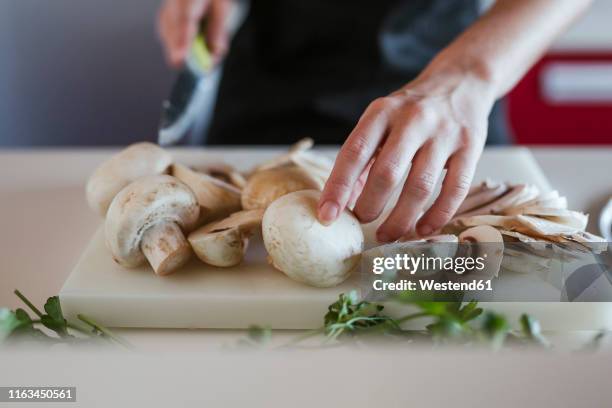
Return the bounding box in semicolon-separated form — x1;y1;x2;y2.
206;0;510;145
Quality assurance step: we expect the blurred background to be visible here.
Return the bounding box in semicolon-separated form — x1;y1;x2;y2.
1;0;611;147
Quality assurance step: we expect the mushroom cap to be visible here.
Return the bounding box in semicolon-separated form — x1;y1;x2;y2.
262;190;364;287
241;166;321;210
86;142;172;216
105;175;199;267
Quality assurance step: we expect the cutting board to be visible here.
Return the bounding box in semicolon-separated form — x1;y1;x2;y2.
60;147;612;330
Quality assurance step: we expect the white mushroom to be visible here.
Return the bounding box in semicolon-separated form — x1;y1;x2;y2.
194;162;248;190
105;175;199;276
188;209;264;267
457;184;540;218
241;166;322;210
458;225;504;277
172;163;242;224
255;138;314;171
262;190;364;287
457;180;508;215
86;142;172;216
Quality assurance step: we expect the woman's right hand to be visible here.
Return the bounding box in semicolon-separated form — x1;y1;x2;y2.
157;0;231;67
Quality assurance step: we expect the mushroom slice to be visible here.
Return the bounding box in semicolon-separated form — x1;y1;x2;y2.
241;166;321;210
195;162;248;190
457;180;508;215
172;164;242;224
541;210;588;231
188;209;264;267
454;214;521;230
505;190;567;212
457;184;540;218
514;215;583;236
105;175;199;276
290;150;333;188
256;138;315;171
86;142;172;216
458;225;504;277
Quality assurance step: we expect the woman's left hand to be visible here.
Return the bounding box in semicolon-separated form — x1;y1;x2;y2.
317;66;496;242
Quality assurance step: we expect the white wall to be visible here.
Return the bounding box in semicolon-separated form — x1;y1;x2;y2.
0;0;174;146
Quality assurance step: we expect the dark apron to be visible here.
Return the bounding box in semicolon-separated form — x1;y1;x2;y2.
206;0;510;145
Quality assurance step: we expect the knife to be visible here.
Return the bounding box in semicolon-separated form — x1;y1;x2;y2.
158;33;214;146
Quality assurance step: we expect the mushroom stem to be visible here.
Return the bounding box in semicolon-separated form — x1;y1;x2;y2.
141;222;191;276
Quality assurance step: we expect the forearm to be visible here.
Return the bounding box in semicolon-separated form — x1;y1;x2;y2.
421;0;592;99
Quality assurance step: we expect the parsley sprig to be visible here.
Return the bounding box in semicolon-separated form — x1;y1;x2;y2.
0;290;130;348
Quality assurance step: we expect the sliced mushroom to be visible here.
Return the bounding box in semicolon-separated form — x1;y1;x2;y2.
457;184;540;218
172;163;242;224
241;166;321;210
255;138;314;171
458;225;504;277
105;175;200;276
503;190;567;213
86;142;172;216
195;162;248;190
457;180;508;215
188;209;264;267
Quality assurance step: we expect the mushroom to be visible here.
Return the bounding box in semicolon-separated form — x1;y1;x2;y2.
456;184;540;218
458;225;504;277
262;190;364;287
241;166;322;210
194;162;248;190
188;209;264;267
105;175;199;276
86;142;172;216
255;138;314;171
456;180;508;215
172;163;242;224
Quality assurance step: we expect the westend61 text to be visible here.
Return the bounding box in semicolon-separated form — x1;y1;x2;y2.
372;279;493;292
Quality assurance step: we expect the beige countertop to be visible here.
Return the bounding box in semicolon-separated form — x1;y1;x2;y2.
0;146;611;351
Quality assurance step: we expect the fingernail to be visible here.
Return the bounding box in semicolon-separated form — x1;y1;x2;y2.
319;201;339;225
418;224;433;237
377;231;391;243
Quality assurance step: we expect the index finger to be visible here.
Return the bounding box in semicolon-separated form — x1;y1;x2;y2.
318;100;389;224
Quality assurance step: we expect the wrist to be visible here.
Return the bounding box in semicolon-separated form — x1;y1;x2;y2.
414;49;500;103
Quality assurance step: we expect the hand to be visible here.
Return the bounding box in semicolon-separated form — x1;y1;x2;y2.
318;68;496;243
157;0;231;67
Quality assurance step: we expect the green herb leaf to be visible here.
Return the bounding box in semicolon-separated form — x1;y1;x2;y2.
247;325;272;345
519;314;549;347
41;296;69;337
481;312;509;348
0;308;21;342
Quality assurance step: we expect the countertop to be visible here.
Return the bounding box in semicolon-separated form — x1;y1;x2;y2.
0;146;611;351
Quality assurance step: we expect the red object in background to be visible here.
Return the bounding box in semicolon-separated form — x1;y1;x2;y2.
508;53;612;145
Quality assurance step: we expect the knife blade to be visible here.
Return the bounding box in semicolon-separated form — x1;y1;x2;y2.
158;34;213;146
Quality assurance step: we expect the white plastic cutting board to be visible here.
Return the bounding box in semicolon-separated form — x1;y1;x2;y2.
60;147;612;330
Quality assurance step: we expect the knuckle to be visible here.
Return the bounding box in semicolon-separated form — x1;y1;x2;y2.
432;205;456;223
342;137;369;162
326;177;353;194
375;162;403;189
354;205;380;223
450;173;472;197
368;97;396;114
409;172;437;199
